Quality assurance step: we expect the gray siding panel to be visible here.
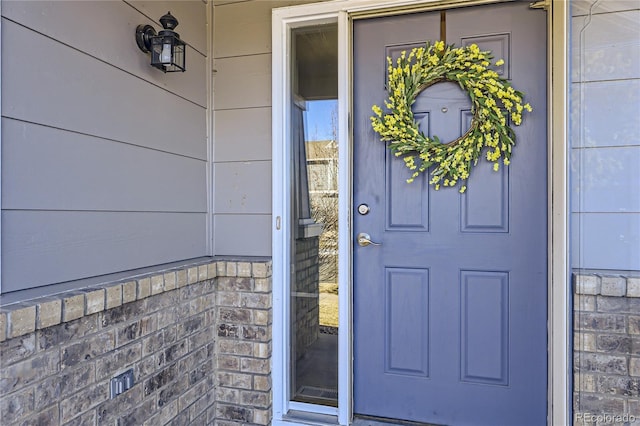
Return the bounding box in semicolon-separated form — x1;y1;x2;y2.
2;118;207;212
2;19;206;160
214;54;271;110
571;4;640;271
214;161;271;214
1;0;207;107
213;214;271;256
214;0;274;58
2;210;207;292
570;80;640;148
570;213;640;271
214;108;272;161
572;0;638;17
571;10;640;82
571;146;640;214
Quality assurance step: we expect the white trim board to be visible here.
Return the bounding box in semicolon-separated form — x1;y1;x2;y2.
207;0;214;256
271;1;570;425
548;2;570;426
0;0;4;294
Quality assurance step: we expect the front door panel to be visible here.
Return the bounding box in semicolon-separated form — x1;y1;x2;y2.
353;3;547;425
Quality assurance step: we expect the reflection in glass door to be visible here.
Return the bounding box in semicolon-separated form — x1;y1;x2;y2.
289;23;339;407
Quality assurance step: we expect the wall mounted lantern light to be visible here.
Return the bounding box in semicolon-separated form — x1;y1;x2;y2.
136;11;186;73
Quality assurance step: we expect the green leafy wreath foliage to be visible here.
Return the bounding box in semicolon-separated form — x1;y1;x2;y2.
371;41;532;193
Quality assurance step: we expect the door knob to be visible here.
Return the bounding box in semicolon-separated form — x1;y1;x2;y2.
357;232;381;247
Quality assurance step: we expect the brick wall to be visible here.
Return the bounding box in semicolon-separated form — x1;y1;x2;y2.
0;259;272;426
215;262;273;425
293;237;320;362
574;273;640;424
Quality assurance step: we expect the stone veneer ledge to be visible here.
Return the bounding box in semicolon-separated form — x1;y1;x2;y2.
0;260;270;342
574;273;640;299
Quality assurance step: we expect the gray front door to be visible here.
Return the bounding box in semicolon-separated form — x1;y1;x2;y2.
353;3;547;425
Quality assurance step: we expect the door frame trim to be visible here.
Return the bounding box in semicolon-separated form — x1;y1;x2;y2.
0;0;3;293
271;1;569;425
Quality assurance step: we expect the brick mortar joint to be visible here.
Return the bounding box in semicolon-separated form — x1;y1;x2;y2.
0;259;272;341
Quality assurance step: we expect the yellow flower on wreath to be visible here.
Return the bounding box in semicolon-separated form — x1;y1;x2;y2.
369;40;532;192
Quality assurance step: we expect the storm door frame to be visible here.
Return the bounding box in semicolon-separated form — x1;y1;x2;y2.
271;1;570;425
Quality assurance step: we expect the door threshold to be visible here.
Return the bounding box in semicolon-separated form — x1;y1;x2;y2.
352;415;443;426
282;410;339;426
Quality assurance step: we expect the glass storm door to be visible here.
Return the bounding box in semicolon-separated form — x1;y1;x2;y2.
352;3;548;425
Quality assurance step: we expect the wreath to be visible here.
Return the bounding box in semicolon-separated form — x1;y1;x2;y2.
370;41;532;193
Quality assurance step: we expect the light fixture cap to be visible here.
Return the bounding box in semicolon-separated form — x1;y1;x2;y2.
159;12;179;30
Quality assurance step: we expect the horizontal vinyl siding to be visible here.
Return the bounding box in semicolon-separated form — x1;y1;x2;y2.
571;0;639;17
214;161;272;214
2;0;208;107
2;118;207;212
2;211;206;293
570;146;640;213
213;0;273;58
2;19;206;159
570;80;639;148
1;1;209;292
212;0;323;256
570;213;640;271
213;214;272;256
571;4;640;271
214;108;272;161
214;54;272;110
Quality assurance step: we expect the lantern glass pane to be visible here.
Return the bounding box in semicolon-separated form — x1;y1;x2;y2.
172;43;186;72
149;34;185;73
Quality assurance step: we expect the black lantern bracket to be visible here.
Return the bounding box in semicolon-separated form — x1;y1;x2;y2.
136;11;186;73
135;24;156;53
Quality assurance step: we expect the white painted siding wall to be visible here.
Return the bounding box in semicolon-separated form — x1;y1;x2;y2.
571;0;640;271
212;0;320;256
1;1;209;293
